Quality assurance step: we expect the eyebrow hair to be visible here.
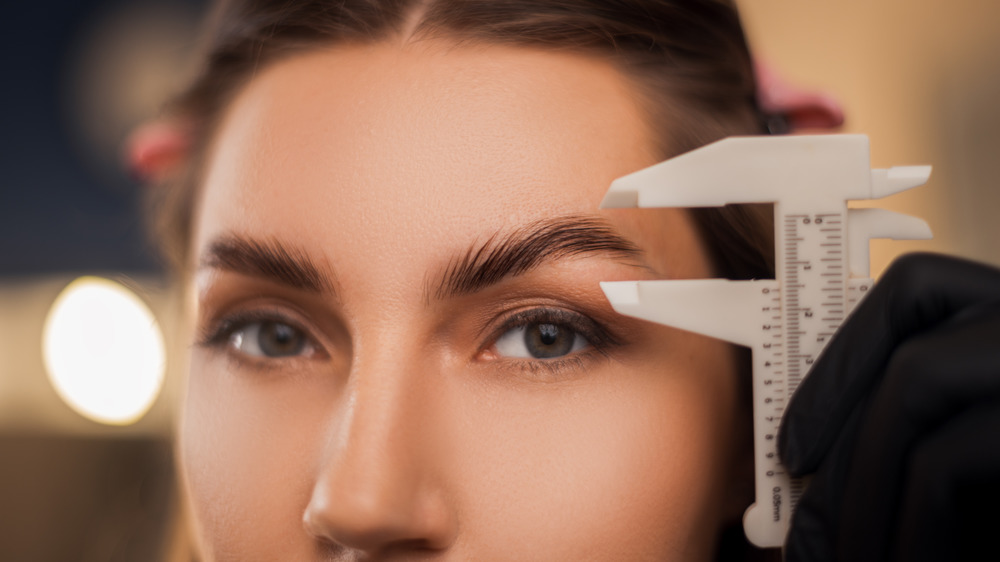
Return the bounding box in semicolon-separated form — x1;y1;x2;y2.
431;215;646;300
199;235;334;293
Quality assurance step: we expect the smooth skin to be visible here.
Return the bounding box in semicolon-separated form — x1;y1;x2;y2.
183;39;750;561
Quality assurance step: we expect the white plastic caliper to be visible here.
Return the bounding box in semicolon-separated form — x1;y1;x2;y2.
599;134;932;549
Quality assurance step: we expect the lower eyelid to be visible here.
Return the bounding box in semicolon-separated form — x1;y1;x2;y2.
493;352;599;381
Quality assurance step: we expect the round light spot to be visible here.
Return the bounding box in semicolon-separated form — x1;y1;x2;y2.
42;277;165;425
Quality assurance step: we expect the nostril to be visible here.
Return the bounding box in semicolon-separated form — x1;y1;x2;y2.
303;488;390;548
303;482;452;554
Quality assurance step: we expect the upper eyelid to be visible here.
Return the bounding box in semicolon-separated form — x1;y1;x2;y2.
194;273;349;343
204;316;330;367
481;307;577;342
483;306;616;351
198;307;318;350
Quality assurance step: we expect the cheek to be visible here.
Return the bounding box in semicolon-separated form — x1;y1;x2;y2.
449;333;741;559
179;354;333;559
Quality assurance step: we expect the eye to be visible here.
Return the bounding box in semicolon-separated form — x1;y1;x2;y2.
494;321;588;360
228;320;313;358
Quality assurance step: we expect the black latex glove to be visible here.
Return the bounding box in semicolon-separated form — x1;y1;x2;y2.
778;253;1000;562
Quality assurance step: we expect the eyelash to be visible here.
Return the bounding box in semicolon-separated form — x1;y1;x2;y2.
197;305;619;377
196;309;322;367
483;307;620;376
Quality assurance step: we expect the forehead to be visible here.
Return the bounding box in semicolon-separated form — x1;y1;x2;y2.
194;41;698;286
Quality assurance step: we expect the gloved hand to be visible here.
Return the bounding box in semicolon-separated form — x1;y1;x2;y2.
778;252;1000;562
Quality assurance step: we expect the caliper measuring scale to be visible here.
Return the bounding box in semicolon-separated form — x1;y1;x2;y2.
599;135;932;549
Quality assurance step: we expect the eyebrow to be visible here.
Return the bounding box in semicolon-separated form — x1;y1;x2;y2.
430;215;647;300
198;235;334;293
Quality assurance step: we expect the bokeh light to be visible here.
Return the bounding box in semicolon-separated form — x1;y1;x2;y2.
42;277;166;425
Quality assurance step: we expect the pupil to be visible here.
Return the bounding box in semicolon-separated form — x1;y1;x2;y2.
525;323;574;359
260;322;304;356
538;324;558;345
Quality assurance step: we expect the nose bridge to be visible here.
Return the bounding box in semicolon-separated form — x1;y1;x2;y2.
304;322;454;552
333;344;429;488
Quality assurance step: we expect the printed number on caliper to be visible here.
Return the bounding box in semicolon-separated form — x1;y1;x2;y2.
599;135;932;549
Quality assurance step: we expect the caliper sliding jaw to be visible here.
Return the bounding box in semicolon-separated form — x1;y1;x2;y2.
599;135;932;549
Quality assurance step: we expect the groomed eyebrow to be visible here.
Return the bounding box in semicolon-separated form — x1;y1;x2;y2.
430;215;647;300
198;235;334;293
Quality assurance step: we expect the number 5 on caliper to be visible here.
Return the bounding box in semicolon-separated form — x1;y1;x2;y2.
599;135;932;549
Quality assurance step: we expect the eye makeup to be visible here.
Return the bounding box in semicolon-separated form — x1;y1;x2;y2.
475;304;626;380
193;253;642;383
195;304;330;375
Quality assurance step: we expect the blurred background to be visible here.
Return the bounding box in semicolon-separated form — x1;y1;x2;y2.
1;0;997;560
2;1;204;559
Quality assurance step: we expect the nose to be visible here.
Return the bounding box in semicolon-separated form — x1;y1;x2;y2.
302;350;456;554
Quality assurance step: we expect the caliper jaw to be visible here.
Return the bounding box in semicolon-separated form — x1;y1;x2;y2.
599;134;931;549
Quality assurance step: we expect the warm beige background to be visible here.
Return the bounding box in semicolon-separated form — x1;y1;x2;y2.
741;0;1000;275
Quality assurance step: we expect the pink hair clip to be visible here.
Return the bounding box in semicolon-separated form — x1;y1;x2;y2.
755;60;845;133
124;118;191;184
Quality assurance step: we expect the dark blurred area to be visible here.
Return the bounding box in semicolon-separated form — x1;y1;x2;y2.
1;0;204;560
1;0;204;277
0;435;176;561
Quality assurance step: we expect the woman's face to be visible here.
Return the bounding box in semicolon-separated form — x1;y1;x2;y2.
184;40;747;561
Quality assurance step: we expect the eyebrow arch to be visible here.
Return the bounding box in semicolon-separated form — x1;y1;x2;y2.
430;215;647;300
198;235;334;293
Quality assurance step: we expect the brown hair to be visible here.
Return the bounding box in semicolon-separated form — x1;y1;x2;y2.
152;0;773;281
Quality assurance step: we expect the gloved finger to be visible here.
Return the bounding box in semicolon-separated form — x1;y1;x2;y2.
783;400;868;562
834;303;1000;561
892;402;1000;562
784;302;1000;562
779;253;1000;475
